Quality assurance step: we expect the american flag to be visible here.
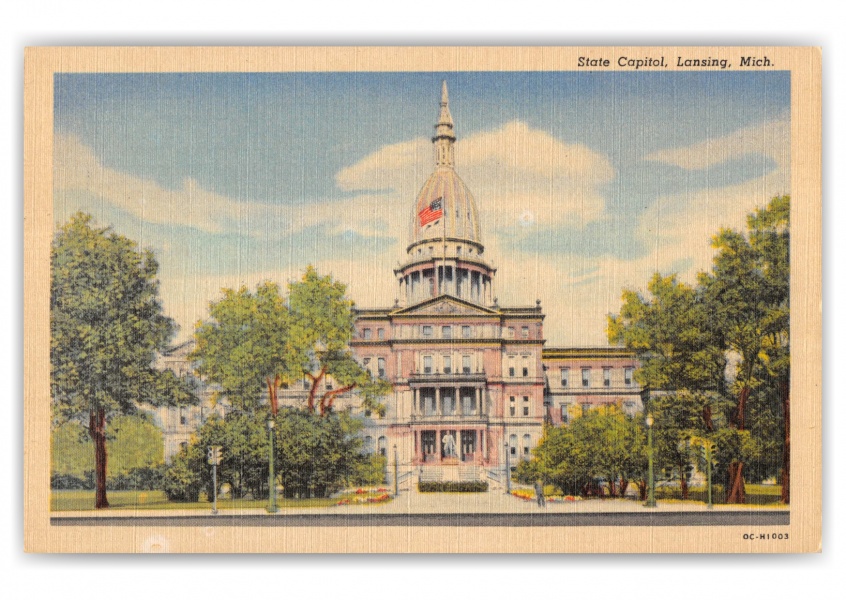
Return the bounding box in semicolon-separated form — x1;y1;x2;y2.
418;197;443;226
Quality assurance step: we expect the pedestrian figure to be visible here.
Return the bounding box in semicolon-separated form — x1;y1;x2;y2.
534;480;546;507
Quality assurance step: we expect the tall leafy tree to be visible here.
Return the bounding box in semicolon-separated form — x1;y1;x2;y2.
699;195;789;503
191;282;291;415
287;266;391;416
51;213;196;508
609;195;789;504
518;406;646;498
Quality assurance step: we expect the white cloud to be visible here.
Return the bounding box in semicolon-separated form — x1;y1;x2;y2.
336;120;615;231
644;117;789;171
54;133;256;234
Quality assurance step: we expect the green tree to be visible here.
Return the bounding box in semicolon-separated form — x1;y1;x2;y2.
518;406;645;498
163;407;370;501
275;408;366;497
699;195;789;503
287;266;392;416
51;213;196;508
608;195;789;504
192;282;291;415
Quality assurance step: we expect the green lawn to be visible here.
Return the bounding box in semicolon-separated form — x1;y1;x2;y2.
51;489;391;511
656;483;784;505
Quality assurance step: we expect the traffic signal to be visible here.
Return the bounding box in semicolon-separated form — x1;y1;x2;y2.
207;446;222;465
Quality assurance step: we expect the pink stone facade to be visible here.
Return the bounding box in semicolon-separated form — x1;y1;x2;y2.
348;83;642;481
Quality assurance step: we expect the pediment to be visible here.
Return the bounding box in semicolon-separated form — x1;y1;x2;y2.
392;295;498;317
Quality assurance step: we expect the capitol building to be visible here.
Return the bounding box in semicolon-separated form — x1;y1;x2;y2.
154;83;645;485
348;82;643;484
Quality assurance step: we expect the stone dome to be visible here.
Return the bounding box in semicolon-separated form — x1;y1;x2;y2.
411;168;481;247
408;81;482;251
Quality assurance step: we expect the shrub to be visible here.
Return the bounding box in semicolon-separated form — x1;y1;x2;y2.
108;466;165;491
418;481;488;493
162;448;203;502
351;453;387;486
51;473;92;490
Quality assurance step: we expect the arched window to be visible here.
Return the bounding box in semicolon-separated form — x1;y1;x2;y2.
523;434;531;456
509;434;517;455
378;436;387;457
364;436;373;453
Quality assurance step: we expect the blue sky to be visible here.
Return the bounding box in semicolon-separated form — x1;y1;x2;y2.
54;71;790;345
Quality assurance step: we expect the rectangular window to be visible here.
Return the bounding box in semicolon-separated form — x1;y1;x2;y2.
378;357;386;378
523;396;529;416
509;367;515;377
422;325;433;338
521;326;529;339
443;355;452;374
624;367;634;386
560;405;569;424
510;434;518;455
522;366;529;377
442;325;452;338
581;403;591;414
423;355;433;374
363;328;372;340
523;434;531;455
560;367;569;387
462;355;471;374
377;328;384;340
509;396;516;417
582;368;591;387
603;367;611;387
462;325;471;338
507;327;515;338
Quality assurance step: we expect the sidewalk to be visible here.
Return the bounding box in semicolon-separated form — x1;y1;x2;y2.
51;486;788;519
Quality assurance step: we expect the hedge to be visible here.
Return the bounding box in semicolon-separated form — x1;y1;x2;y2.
418;481;489;493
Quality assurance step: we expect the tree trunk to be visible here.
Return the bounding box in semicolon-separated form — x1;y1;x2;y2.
320;384;356;416
680;471;689;500
306;368;326;413
703;404;714;432
636;480;647;502
726;461;746;504
266;375;280;417
619;478;629;498
726;381;751;504
735;384;750;431
90;409;109;509
780;376;790;504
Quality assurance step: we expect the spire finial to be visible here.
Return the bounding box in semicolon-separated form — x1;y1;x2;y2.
433;81;455;168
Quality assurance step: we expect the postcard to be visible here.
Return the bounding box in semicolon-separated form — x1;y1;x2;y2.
24;46;821;553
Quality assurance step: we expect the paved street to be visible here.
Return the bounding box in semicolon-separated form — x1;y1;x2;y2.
51;486;789;527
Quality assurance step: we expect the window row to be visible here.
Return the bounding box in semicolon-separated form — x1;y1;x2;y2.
506;354;535;378
508;396;531;417
362;357;387;378
359;324;540;340
508;433;532;456
558;366;635;388
363;435;388;456
360;327;386;340
421;354;474;374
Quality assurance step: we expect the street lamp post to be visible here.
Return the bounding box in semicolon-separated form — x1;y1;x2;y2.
393;444;399;497
645;413;656;508
267;418;278;513
705;441;714;510
504;442;511;494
